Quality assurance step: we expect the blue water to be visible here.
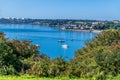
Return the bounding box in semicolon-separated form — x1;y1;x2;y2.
0;24;97;60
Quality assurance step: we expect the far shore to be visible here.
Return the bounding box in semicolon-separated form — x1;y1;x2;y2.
74;30;102;33
64;29;102;33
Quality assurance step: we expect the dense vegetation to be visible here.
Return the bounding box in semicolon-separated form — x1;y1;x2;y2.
93;22;120;30
73;29;120;79
0;29;120;80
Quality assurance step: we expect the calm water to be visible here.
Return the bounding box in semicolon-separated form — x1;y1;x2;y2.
0;24;97;60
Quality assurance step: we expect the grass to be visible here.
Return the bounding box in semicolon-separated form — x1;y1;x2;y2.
0;75;83;80
0;75;120;80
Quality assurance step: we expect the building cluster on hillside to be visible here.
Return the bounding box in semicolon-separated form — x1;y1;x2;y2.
58;21;105;30
58;20;120;30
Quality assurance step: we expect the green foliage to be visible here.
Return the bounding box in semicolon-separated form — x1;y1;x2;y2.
25;56;50;77
95;48;120;76
73;29;120;77
48;57;68;77
0;41;21;75
94;72;106;80
94;22;120;30
0;65;17;75
6;40;39;58
0;33;38;75
26;57;68;77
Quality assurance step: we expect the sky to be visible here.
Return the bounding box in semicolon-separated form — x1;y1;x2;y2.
0;0;120;20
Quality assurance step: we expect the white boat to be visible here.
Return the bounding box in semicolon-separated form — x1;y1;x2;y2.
62;44;69;49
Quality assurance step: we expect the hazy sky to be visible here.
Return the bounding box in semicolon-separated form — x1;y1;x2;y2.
0;0;119;20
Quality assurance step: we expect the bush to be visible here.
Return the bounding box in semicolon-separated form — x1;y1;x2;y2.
26;58;50;77
73;29;120;77
48;57;68;77
26;57;68;77
0;40;24;75
95;48;120;76
0;65;17;75
6;40;39;58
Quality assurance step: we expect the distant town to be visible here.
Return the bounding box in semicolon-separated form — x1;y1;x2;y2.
0;18;120;32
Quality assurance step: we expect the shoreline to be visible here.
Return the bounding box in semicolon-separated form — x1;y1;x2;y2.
64;29;102;34
74;30;102;33
0;23;102;34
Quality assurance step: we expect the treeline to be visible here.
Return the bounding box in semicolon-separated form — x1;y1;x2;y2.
0;18;96;24
0;30;120;79
93;22;120;30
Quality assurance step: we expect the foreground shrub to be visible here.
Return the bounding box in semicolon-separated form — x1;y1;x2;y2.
95;48;120;76
26;58;50;77
6;40;39;58
48;57;68;77
26;57;68;77
0;65;17;75
73;29;120;77
0;41;22;75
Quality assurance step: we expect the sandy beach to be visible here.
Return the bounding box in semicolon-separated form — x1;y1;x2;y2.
72;29;102;34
